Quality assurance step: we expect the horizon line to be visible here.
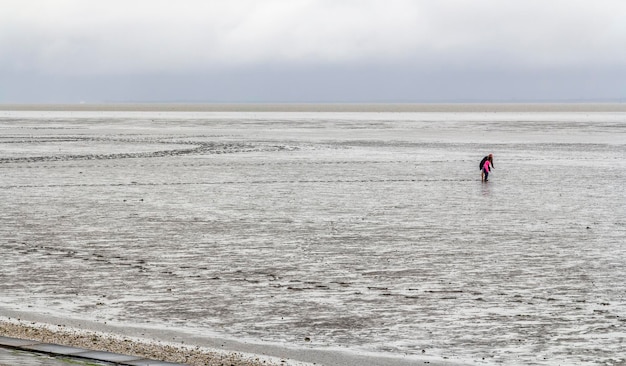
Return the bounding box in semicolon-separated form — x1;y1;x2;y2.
2;101;626;113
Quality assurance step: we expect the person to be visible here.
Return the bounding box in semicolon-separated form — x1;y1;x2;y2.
479;154;494;181
482;157;493;182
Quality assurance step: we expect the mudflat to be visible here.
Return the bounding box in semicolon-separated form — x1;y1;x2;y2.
1;105;625;365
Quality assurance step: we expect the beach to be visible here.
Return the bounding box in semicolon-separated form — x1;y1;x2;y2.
0;317;286;365
1;104;625;365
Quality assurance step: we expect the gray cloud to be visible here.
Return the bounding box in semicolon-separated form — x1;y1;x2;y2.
2;0;626;102
5;63;625;103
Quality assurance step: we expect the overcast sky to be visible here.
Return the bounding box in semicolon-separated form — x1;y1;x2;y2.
2;0;626;103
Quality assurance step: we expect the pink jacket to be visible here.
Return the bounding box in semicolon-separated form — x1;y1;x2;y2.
483;160;491;173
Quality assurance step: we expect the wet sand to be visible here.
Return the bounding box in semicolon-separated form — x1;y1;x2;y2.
1;105;625;365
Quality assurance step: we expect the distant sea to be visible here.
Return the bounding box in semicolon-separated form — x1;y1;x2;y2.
2;102;626;112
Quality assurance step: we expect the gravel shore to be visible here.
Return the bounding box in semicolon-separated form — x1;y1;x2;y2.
0;318;286;366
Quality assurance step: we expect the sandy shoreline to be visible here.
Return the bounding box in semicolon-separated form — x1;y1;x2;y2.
0;314;460;366
0;318;286;366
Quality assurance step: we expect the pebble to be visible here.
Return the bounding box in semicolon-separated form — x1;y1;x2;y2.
0;319;283;366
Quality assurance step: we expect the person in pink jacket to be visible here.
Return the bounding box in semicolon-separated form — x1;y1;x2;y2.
482;156;493;182
479;154;494;181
